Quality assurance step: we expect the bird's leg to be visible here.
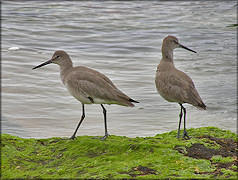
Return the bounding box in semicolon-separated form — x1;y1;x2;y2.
177;104;183;139
93;104;109;140
101;104;109;140
69;104;85;140
181;105;189;139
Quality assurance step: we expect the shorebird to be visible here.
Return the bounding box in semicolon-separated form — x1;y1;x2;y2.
155;35;206;139
33;50;139;140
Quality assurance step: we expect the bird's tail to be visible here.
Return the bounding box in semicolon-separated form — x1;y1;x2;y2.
116;96;139;107
188;89;206;110
196;101;206;110
129;98;139;104
123;98;139;107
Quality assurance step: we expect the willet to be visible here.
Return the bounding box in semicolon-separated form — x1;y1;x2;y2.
33;50;139;140
155;35;206;139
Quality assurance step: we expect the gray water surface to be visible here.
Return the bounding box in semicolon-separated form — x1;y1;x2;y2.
2;1;237;138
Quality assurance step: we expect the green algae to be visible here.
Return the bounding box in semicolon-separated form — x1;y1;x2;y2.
211;155;234;163
1;127;237;179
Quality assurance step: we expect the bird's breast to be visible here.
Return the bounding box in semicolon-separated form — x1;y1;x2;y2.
64;81;91;104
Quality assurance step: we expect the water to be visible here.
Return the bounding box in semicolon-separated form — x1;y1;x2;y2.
2;1;237;138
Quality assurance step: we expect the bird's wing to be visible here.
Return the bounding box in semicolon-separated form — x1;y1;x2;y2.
156;69;204;107
64;66;131;105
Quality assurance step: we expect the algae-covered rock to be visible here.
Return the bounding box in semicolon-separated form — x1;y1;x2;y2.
1;127;237;179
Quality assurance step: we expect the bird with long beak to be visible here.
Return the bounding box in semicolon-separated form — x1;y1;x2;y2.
155;35;206;139
33;50;139;140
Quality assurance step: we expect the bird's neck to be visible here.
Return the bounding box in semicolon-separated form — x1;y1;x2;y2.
161;46;174;62
157;46;175;71
60;62;73;84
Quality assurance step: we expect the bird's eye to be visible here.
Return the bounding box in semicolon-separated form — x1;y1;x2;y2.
56;56;60;58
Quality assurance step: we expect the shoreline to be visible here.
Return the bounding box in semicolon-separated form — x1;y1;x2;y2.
2;126;237;179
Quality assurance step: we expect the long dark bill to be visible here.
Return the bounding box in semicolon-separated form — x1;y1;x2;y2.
179;44;197;53
32;59;52;70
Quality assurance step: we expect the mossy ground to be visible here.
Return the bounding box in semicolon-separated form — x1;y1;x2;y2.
1;127;237;179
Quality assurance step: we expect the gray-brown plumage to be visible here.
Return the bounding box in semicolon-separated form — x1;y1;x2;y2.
33;50;138;140
155;35;206;139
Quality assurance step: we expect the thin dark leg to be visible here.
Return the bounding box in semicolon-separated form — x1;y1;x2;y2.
181;105;189;139
93;104;109;140
69;104;85;140
177;103;183;139
100;104;109;140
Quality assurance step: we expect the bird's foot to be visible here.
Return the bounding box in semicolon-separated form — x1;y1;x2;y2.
93;134;109;141
69;135;77;140
57;136;77;141
182;131;190;139
61;135;77;140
